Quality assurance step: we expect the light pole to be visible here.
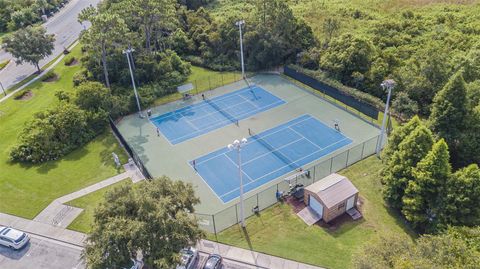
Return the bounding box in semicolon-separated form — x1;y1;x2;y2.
0;81;5;96
235;20;245;79
228;138;248;228
123;48;143;118
376;79;395;157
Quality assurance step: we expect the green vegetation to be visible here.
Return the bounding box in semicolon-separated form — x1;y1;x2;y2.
84;177;203;269
0;59;8;70
383;116;480;233
355;226;480;268
210;157;414;269
67;179;132;233
0;0;66;33
0;45;127;218
154;65;241;105
3;26;55;73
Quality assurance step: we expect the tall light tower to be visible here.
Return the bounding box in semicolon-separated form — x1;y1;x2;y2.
376;79;395;157
123;48;143;118
235;20;245;79
228;138;248;228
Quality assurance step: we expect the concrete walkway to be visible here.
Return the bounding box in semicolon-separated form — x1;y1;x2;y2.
0;212;324;268
33;161;145;228
197;240;324;269
0;213;86;246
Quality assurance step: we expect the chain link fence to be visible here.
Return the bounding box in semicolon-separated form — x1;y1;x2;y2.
194;135;380;234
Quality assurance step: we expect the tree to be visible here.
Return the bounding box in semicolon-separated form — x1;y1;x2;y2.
383;124;434;210
319;34;375;87
10;103;93;163
402;139;451;233
2;26;55;73
323;17;340;45
381;115;421;162
445;164;480;226
429;71;468;157
391;91;419;121
80;11;128;88
84;177;204;269
355;228;480;269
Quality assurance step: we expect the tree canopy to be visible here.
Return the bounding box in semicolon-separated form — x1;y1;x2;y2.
84;177;204;269
3;26;55;72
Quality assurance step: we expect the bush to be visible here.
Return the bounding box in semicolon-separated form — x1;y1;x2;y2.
42;70;57;82
13;89;29;100
73;70;88;86
64;56;76;66
10;103;95;163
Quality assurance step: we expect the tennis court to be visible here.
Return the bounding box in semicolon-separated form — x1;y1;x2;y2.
192;114;353;203
151;86;285;144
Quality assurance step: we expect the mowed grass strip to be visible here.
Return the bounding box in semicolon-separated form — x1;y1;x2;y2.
208;156;415;269
67;179;132;233
0;45;128;219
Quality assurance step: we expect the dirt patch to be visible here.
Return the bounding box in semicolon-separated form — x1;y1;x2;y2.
66;59;79;66
43;74;59;82
15;90;34;101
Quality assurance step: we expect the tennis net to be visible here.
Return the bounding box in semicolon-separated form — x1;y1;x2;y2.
205;98;239;126
248;128;299;170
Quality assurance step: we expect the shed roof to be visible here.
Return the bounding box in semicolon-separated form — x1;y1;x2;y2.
305;173;358;209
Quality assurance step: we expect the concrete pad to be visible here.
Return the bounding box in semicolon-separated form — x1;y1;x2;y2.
297;206;321;226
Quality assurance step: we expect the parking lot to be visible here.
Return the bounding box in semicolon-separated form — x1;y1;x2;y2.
0;235;84;269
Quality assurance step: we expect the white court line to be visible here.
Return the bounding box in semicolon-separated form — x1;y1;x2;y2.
169;99;286;144
223;153;255;182
153;86;260;121
288;125;322;150
194;115;311;166
219;137;352;200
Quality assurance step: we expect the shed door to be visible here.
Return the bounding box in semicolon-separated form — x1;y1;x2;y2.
309;195;323;218
346;195;355;210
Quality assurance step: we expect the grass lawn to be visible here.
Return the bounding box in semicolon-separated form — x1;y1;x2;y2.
66;179;132;233
0;45;128;219
0;59;8;71
154;65;241;105
208;156;415;269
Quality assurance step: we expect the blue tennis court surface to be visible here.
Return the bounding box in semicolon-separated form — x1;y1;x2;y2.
151;86;285;144
193;115;353;203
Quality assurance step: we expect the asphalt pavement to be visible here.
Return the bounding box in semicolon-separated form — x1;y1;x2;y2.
0;0;101;91
0;234;84;269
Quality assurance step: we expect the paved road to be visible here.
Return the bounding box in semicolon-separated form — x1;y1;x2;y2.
0;0;101;91
0;234;84;269
198;253;261;269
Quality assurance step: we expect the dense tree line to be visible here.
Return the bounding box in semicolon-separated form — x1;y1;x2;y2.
382;90;480;233
355;226;480;269
0;0;68;32
295;5;480;118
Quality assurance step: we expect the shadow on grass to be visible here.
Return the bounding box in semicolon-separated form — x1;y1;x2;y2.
385;205;417;239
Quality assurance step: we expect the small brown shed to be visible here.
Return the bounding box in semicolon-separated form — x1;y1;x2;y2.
303;173;359;223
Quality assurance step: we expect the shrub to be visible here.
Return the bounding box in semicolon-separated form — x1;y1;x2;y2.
64;56;76;66
42;70;57;82
13;89;30;100
10;103;95;163
73;70;88;86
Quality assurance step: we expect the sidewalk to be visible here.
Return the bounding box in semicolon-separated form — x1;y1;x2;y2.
0;211;324;268
0;212;86;246
197;240;324;269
